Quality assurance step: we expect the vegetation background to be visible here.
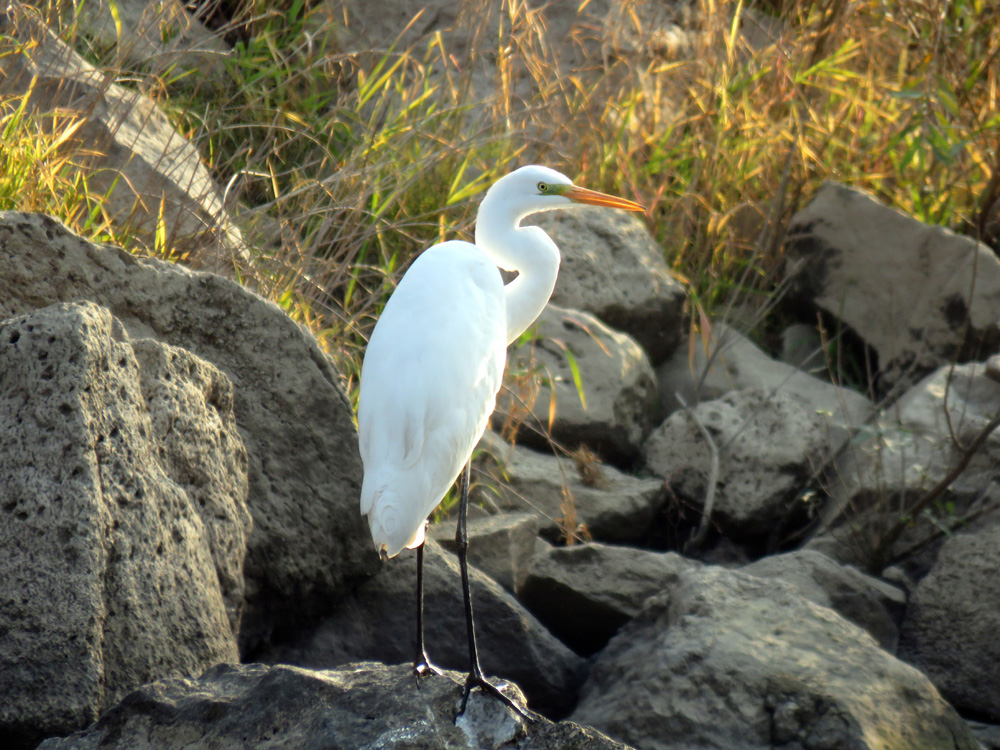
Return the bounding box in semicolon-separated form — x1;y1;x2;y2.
2;0;998;408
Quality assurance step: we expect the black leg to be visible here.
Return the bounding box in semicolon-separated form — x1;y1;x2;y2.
413;533;442;678
455;462;534;722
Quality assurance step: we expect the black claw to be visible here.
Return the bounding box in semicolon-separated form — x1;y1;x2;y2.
413;655;444;679
457;672;536;723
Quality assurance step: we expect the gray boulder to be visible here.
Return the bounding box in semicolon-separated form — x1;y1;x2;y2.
970;721;1000;750
643;388;830;542
37;662;635;750
259;539;585;718
0;212;378;651
520;542;697;655
780;322;827;373
497;304;659;464
533;210;686;364
657;322;873;444
477;431;666;545
572;566;979;750
899;521;1000;721
742;549;905;651
813;360;1000;568
786;181;1000;389
130;337;252;632
430;512;540;594
0;303;249;749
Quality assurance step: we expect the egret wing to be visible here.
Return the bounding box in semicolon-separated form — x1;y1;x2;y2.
357;241;507;549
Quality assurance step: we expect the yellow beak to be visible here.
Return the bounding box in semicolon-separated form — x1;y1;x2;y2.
564;185;645;212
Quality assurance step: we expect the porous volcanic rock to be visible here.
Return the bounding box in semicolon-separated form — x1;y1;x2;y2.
812;360;1000;568
742;549;905;651
430;512;540;594
534;209;686;364
259;540;585;718
36;662;635;750
572;566;979;750
899;521;1000;722
476;431;666;545
496;304;659;464
0;212;378;652
643;388;830;543
0;303;248;749
520;542;697;655
657;322;873;445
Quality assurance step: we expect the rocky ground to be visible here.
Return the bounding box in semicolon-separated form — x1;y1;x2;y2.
2;1;1000;750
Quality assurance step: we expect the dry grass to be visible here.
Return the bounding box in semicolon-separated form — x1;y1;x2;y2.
0;88;123;245
5;0;996;376
1;0;996;554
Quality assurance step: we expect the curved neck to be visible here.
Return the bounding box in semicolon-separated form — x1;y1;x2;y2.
475;196;560;345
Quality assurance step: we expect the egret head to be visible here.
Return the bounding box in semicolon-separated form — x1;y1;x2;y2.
486;165;644;218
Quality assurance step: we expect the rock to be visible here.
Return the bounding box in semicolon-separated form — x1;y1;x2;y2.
520;542;698;655
785;181;1000;389
642;388;831;544
989;352;1000;381
476;431;666;545
496;304;659;464
133;339;249;604
969;721;1000;750
430;512;540;594
533;210;686;364
780;322;827;374
68;0;231;78
259;539;584;718
742;549;905;651
899;521;1000;721
813;360;1000;569
601;0;698;62
572;566;979;750
36;662;635;750
129;338;252;632
0;303;248;749
0;212;378;651
656;322;873;444
0;10;244;272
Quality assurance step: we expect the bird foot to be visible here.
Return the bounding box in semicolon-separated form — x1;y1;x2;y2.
413;654;445;680
457;672;536;723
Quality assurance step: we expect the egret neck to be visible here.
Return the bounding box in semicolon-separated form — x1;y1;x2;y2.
475;195;561;345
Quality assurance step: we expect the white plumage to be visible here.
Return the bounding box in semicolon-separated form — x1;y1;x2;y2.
358;241;506;556
357;165;644;559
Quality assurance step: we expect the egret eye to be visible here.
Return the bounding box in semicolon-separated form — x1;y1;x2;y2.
537;182;548;193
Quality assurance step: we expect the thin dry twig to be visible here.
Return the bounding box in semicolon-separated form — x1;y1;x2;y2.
676;391;719;553
870;410;1000;571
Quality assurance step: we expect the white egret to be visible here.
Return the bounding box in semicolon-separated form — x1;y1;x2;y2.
357;165;644;718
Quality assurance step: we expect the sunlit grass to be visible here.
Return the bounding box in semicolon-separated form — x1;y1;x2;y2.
0;87;124;246
2;0;996;557
573;0;999;312
7;0;1000;387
